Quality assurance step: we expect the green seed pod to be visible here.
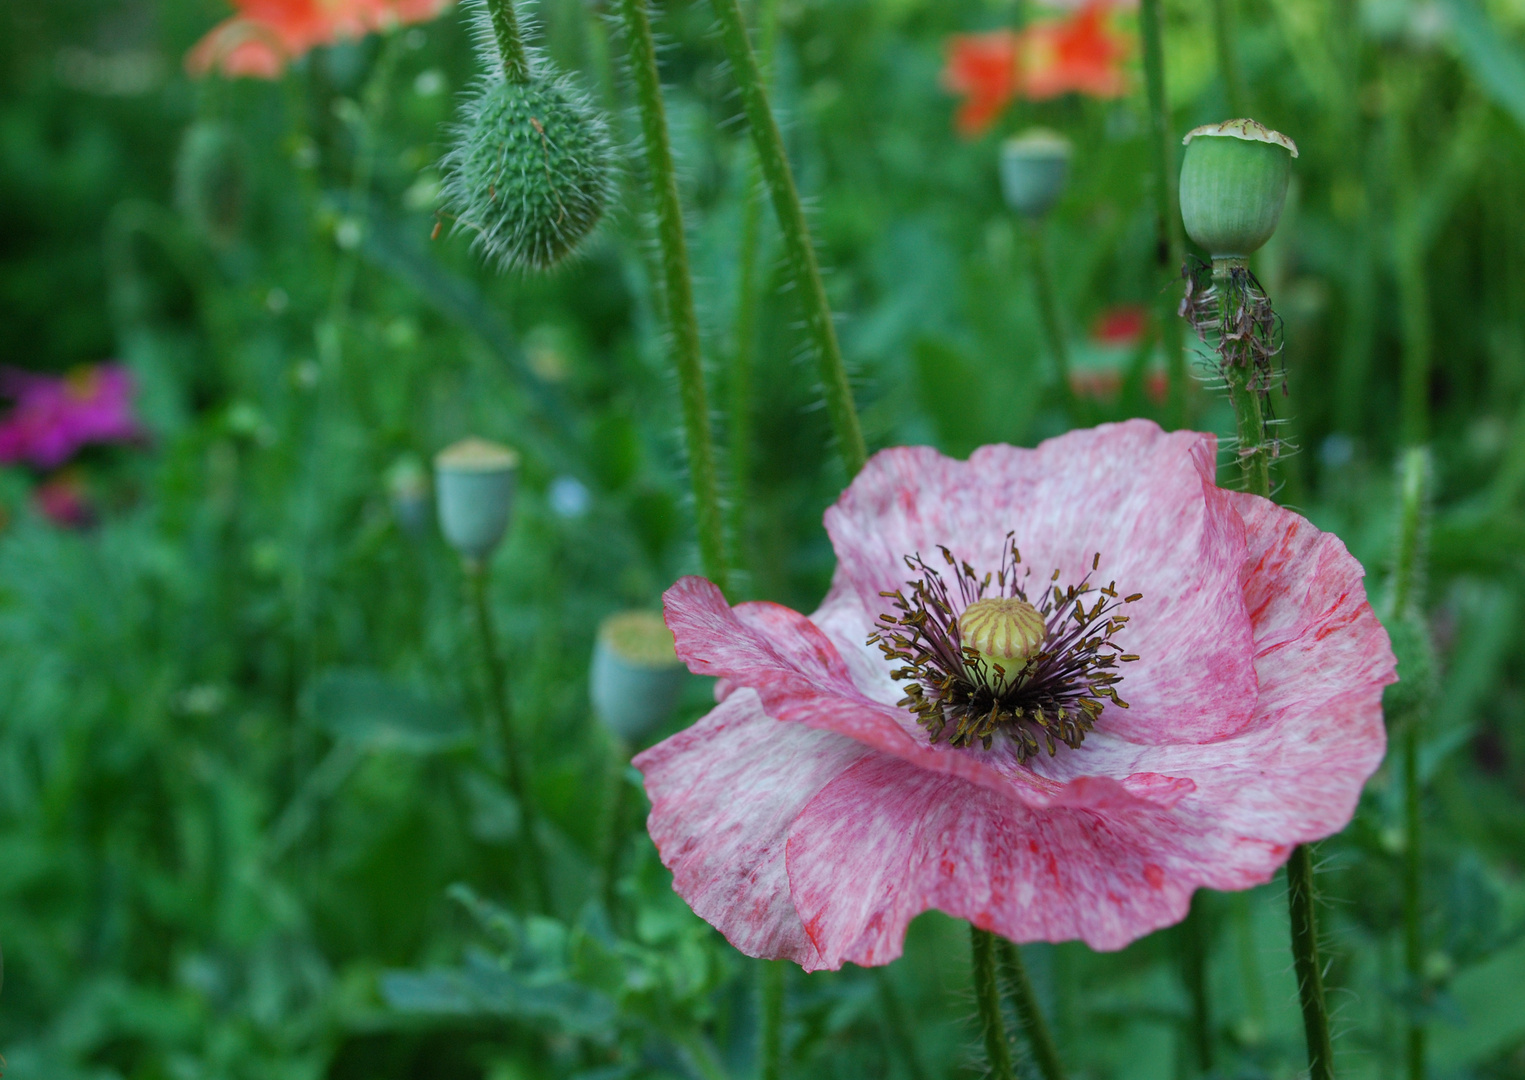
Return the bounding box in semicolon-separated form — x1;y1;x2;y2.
998;128;1072;219
434;437;519;562
174;121;246;247
440;6;614;275
590;610;687;741
1179;119;1298;259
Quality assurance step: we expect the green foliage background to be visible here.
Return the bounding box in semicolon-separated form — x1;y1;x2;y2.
1;0;1524;1077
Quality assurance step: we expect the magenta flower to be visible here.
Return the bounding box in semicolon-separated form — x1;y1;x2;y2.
635;421;1394;971
0;364;143;470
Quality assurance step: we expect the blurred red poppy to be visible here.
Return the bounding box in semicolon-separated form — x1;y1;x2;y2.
187;0;452;79
1091;303;1149;346
943;2;1131;137
34;470;94;530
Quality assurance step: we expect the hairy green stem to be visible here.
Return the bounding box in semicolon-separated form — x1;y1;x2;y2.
1287;844;1335;1080
727;0;781;586
971;928;1014;1080
468;563;551;912
1214;259;1273;494
1210;0;1247;117
708;0;867;477
996;939;1068;1080
1139;0;1190;427
484;0;531;82
759;960;785;1080
1207;261;1334;1079
618;0;730;593
1025;220;1079;420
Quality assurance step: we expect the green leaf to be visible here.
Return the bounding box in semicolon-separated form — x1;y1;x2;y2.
381;952;617;1036
302;669;472;754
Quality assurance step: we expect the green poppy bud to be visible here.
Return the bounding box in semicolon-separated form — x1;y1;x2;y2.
1179;119;1298;259
434;438;518;562
590;610;686;741
174;121;246;247
440;1;614;273
998;128;1072;219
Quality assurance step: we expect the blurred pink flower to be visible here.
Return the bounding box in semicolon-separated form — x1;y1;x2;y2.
33;470;94;530
0;364;143;470
636;421;1393;970
187;0;452;79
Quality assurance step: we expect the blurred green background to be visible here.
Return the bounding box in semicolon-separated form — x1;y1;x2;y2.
1;0;1524;1077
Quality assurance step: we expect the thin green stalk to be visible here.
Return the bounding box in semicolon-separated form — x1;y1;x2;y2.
599;730;629;919
1210;0;1248;117
618;0;730;593
468;563;552;912
1180;895;1214;1074
996;939;1068;1080
708;0;867;477
1139;0;1190;428
1025;220;1080;420
758;960;785;1080
871;969;930;1080
1388;446;1431;1080
1287;845;1335;1080
971;928;1015;1080
484;0;531;81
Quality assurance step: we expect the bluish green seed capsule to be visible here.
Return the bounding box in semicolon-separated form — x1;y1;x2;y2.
434;437;519;563
998;128;1072;220
590;611;686;741
1178;119;1298;259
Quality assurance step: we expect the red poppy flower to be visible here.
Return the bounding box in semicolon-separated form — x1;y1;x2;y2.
187;0;452;79
1018;1;1131;101
635;422;1392;970
943;30;1021;138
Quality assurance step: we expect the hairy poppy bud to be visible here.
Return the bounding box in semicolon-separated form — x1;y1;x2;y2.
434;437;518;562
1179;119;1298;259
590;610;686;741
439;0;613;272
999;128;1072;219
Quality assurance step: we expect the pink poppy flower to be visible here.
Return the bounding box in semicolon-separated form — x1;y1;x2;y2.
635;421;1393;970
0;364;143;470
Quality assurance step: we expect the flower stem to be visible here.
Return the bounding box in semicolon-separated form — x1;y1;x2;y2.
1214;258;1273;495
708;0;867;478
467;562;551;912
996;938;1068;1080
617;0;730;593
758;960;785;1080
970;927;1014;1080
727;0;781;586
1203;261;1334;1080
1024;219;1080;421
872;968;930;1080
1287;843;1335;1080
1389;446;1431;1080
1180;894;1215;1073
1210;0;1248;117
1139;0;1190;427
484;0;531;82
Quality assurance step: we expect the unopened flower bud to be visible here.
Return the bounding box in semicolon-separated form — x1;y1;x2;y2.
590;610;686;741
958;597;1046;691
999;129;1072;219
434;437;518;562
1179;119;1298;259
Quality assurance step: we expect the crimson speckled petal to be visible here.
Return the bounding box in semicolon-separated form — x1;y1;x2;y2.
634;421;1394;968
